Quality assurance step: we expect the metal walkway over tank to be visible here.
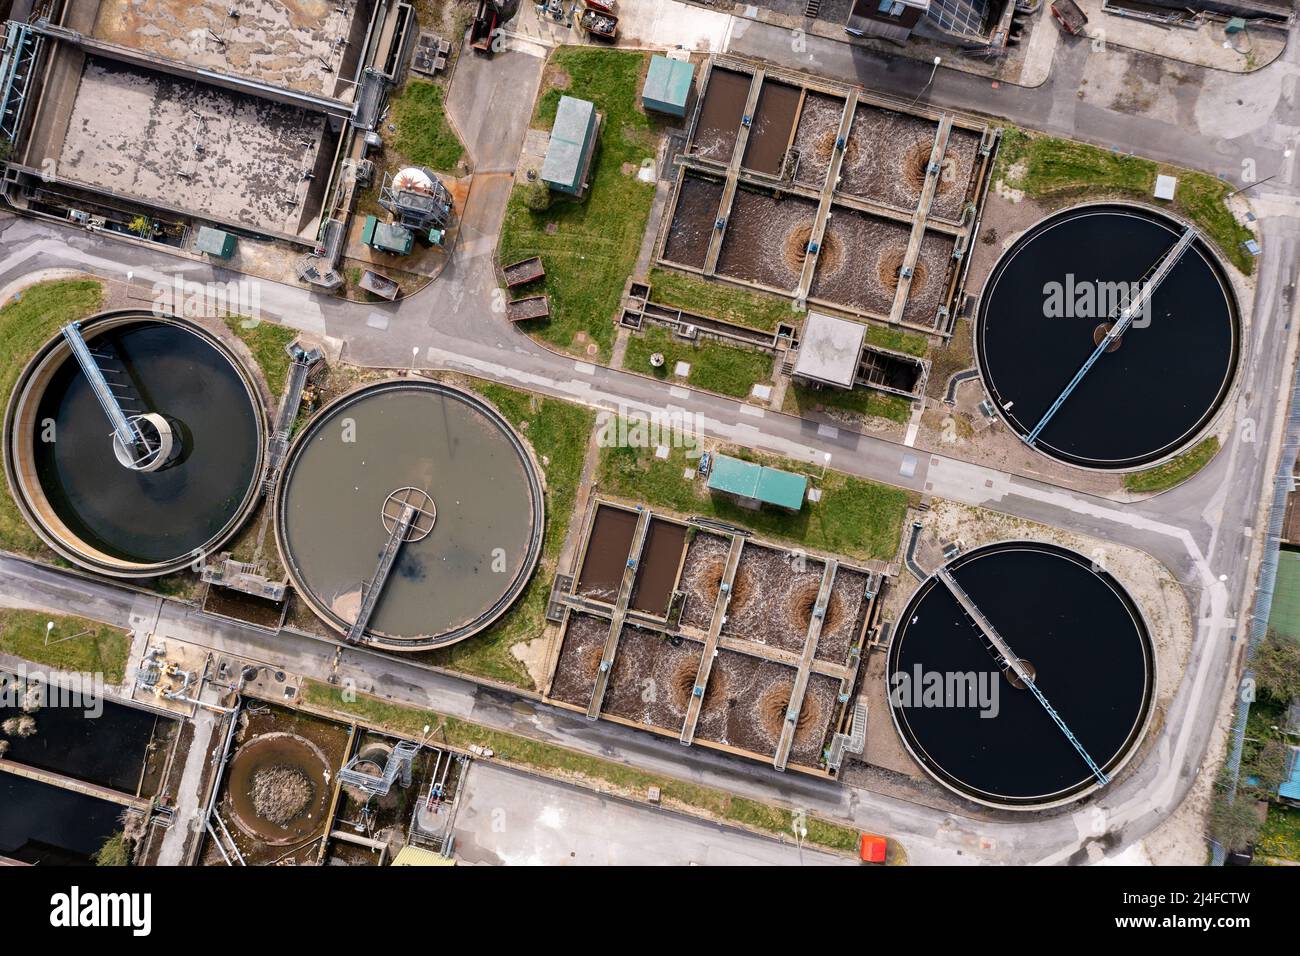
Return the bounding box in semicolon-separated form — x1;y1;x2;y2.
60;321;157;468
935;566;1110;786
345;494;431;644
1026;225;1199;447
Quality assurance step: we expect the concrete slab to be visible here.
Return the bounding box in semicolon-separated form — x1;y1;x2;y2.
57;57;332;236
92;0;370;98
452;761;850;865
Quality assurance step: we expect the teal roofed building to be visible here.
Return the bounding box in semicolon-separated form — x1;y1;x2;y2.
706;454;806;511
642;55;694;118
541;95;601;198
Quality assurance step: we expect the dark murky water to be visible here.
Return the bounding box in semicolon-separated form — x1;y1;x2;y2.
32;321;260;563
0;774;122;865
977;206;1238;468
888;542;1153;805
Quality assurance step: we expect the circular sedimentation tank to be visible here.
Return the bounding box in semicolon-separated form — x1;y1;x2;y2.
275;379;544;651
887;541;1155;809
226;732;331;845
976;203;1239;469
4;311;265;576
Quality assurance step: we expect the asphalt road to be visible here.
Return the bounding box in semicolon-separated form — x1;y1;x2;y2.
1;17;1299;864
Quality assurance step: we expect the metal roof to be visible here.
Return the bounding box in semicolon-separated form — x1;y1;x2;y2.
793;311;866;389
706;454;806;510
643;55;694;112
1281;746;1300;802
541;95;596;190
1269;550;1300;640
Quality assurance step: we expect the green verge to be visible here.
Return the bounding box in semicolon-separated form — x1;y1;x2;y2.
391;80;465;173
500;48;658;361
1258;806;1300;863
995;128;1256;275
0;608;131;683
599;441;912;562
424;382;595;687
863;325;929;358
623;326;774;399
0;279;104;557
1122;436;1219;494
300;679;862;855
224;317;297;394
783;383;912;424
647;268;796;332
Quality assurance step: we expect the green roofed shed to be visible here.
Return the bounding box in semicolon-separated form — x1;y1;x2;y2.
643;55;694;118
541;96;599;197
196;226;236;259
706;454;806;511
1269;549;1300;641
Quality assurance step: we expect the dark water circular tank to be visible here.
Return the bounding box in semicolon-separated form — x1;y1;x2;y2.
976;203;1239;469
5;313;265;576
887;541;1155;809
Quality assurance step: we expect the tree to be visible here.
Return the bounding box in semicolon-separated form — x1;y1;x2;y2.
522;180;552;213
1246;740;1290;795
1254;630;1300;703
1208;791;1263;852
93;831;131;867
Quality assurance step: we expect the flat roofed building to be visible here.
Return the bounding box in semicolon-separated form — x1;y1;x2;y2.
793;311;866;389
541;96;600;197
707;454;807;511
847;0;930;42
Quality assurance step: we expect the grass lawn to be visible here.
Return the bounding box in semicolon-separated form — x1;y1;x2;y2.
500;47;658;361
224;317;298;395
1257;806;1300;863
1123;436;1220;494
0;279;104;557
599;441;912;562
424;382;595;686
391;80;465;172
996;128;1256;274
0;608;131;683
301;679;863;855
623;326;773;399
864;325;929;358
647;268;796;332
783;383;912;424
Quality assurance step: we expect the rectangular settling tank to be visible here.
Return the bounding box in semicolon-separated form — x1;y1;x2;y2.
839;103;941;211
808;206;913;316
717;187;819;293
576;504;638;602
790;92;846;191
629;518;688;616
742;80;802;177
692;67;752;164
603;626;703;732
663;173;725;269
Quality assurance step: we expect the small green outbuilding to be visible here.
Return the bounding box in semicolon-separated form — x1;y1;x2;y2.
642;55;694;118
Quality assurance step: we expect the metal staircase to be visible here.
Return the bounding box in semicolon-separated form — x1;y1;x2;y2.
339;740;420;797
